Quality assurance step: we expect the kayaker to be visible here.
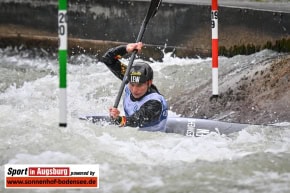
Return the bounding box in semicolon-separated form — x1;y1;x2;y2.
101;42;168;132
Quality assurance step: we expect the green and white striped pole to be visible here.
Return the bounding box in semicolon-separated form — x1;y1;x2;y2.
58;0;67;127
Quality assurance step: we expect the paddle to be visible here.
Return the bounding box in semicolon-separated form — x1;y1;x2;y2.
113;0;162;108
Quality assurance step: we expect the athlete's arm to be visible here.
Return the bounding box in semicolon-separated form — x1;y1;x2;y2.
101;45;128;81
101;43;143;81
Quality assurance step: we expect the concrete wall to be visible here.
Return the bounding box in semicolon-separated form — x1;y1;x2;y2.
0;0;289;58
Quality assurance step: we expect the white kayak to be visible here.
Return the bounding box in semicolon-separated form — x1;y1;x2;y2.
79;115;252;137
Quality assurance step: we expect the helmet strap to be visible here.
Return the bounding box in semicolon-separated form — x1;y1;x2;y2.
147;80;152;92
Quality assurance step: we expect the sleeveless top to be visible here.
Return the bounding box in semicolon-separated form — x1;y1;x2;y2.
123;85;168;132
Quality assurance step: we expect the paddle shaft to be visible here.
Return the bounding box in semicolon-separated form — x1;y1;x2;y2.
113;0;161;108
113;24;146;108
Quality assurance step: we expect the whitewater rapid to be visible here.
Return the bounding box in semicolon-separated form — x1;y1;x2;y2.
0;47;290;193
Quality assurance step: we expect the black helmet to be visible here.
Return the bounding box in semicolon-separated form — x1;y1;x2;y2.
128;62;153;83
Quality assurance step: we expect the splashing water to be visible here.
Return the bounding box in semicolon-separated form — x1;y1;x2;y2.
0;47;289;193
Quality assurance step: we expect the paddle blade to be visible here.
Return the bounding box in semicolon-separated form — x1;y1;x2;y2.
145;0;162;24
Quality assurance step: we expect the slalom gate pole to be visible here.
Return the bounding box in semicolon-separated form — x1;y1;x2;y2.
211;0;219;96
58;0;67;127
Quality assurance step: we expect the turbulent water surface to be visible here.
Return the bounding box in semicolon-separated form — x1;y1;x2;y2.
0;47;290;193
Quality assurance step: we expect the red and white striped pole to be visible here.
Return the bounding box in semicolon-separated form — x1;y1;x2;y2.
211;0;218;96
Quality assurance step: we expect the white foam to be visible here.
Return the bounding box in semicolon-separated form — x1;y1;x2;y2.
1;49;290;193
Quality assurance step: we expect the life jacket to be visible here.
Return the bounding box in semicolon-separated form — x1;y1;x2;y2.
123;85;168;132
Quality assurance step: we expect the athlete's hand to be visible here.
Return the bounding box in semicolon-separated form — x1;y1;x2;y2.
126;42;143;53
109;107;120;119
109;107;126;127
